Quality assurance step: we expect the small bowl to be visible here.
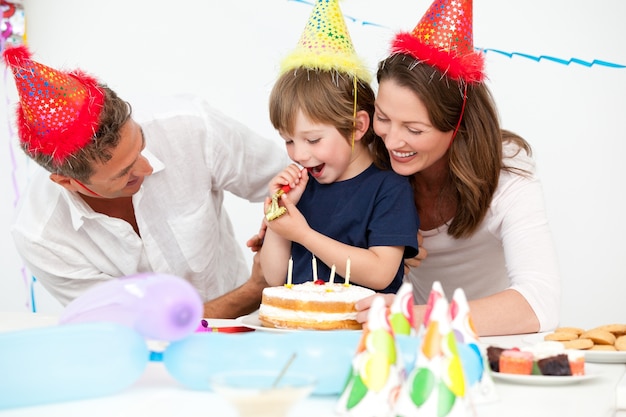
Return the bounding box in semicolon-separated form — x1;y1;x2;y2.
209;370;317;417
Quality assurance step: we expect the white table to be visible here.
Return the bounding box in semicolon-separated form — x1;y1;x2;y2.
1;312;625;417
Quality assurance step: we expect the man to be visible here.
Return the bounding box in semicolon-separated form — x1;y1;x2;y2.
4;45;288;318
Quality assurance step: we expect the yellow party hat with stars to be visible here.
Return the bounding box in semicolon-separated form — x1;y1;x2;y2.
281;0;371;83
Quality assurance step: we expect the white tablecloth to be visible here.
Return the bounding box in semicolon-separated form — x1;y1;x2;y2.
1;312;625;417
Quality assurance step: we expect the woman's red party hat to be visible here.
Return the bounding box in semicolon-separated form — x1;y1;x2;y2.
2;46;105;163
391;0;485;83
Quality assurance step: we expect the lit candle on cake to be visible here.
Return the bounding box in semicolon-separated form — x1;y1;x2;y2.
286;256;293;288
329;264;336;284
344;257;351;286
312;254;318;281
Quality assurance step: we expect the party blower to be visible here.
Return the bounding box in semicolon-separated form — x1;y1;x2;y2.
265;184;292;221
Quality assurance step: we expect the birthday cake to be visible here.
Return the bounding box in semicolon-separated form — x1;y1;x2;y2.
258;281;375;330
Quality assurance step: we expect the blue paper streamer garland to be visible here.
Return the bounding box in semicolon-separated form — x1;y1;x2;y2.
289;0;625;69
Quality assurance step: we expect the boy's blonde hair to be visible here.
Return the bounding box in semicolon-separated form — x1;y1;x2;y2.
269;69;376;149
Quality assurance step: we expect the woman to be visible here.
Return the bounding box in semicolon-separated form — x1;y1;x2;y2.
355;0;560;336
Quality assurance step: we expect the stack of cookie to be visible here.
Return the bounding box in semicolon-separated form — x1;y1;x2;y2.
544;324;626;351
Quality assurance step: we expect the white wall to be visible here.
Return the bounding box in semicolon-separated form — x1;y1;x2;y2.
1;0;625;328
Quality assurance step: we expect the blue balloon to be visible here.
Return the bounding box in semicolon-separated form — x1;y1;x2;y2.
0;322;150;410
162;330;363;395
59;273;203;341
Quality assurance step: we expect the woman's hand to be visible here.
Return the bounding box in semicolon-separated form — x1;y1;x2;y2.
354;293;396;323
404;231;427;274
355;293;426;329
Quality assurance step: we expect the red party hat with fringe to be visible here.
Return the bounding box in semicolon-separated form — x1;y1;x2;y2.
391;0;485;83
2;46;105;163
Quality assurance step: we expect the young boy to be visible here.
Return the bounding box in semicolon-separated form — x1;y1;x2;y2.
260;0;419;294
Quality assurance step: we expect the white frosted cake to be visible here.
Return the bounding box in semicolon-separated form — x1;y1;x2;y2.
258;281;375;330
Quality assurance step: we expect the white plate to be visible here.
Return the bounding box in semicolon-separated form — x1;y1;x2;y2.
583;350;626;363
491;364;602;386
523;333;626;364
236;312;298;333
236;312;360;333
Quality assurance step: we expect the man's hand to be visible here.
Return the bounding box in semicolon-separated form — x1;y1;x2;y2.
202;252;268;319
246;217;268;253
248;251;268;289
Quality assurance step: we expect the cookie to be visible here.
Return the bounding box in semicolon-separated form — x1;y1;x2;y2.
554;326;585;336
615;335;626;351
580;329;616;345
544;331;579;342
595;324;626;336
561;338;594;350
589;344;617;351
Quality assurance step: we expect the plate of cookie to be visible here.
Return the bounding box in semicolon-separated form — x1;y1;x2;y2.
524;324;626;363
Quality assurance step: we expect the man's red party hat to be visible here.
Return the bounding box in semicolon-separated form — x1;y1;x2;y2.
2;46;105;163
391;0;485;83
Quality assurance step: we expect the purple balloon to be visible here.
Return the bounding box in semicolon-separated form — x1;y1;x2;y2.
59;273;203;341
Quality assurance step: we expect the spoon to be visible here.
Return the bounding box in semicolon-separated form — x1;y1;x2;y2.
272;352;297;388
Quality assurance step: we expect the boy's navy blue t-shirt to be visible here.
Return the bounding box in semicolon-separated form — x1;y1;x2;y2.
290;163;419;294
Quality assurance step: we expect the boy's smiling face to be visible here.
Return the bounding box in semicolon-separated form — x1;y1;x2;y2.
280;110;355;184
280;110;372;184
